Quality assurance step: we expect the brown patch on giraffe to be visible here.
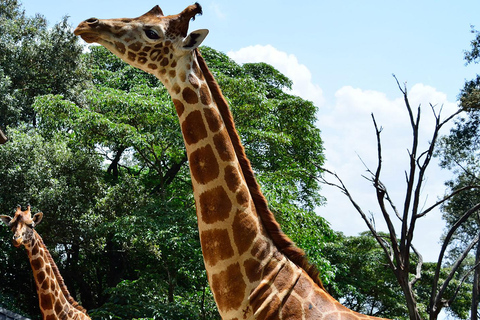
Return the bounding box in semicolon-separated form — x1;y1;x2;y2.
172;83;181;94
200;229;234;266
154;43;163;48
160;57;170;67
213;129;235;162
169;70;176;78
181;110;207;145
54;300;63;314
128;41;142;52
225;165;242;192
127;51;136;61
137;57;147;65
163;47;170;55
189;144;220;185
244;258;262;283
236;185;250;208
148;63;158;70
45;315;55;320
182;87;199;104
179;71;186;82
199;186;232;224
115;42;126;55
172;99;184;117
41;279;50;290
31;257;43;270
37;270;46;283
188;74;199;89
142;46;152;52
171;60;177;68
40;293;53;311
281;295;303;319
250;281;273;313
204;107;221;132
232;210;257;255
251;238;271;261
200;83;212;106
211;263;246;313
31;243;39;256
159;69;167;76
274;263;295;293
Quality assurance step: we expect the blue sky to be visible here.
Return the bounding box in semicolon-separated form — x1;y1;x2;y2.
20;0;480;267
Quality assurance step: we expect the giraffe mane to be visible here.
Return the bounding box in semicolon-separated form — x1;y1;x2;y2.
33;230;89;315
195;49;324;290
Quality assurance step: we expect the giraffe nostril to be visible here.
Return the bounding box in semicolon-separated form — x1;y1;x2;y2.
86;18;99;25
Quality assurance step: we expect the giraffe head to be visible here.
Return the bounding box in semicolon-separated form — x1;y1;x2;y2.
74;3;208;78
1;205;43;248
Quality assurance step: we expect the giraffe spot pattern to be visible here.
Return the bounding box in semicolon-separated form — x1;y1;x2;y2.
181;110;207;145
192;60;205;80
172;84;181;94
200;228;235;266
169;70;176;78
251;238;271;261
232;210;257;255
31;243;39;256
115;42;126;55
243;258;262;283
182;87;199;104
281;295;303;319
204;107;221;132
236;185;250;208
37;270;46;283
256;295;281;320
127;51;136;61
189;144;220;185
31;257;43;270
224;165;242;192
189;74;199;89
213;129;235;162
273;262;295;293
211;263;246;313
128;41;142;51
200;83;212;106
40;293;54;311
160;57;170;67
150;49;162;61
148;63;158;70
172;99;185;117
199;186;232;224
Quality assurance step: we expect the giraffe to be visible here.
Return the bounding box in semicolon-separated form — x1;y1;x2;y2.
74;4;390;319
0;206;91;320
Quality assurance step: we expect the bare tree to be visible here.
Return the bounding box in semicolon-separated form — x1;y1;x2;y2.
321;77;480;320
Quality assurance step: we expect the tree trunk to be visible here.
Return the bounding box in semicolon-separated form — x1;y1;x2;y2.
472;241;480;320
397;271;423;320
0;127;7;144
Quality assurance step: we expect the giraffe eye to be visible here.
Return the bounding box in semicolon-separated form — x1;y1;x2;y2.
145;29;160;40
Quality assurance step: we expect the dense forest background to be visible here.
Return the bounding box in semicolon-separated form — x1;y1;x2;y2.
1;1;480;319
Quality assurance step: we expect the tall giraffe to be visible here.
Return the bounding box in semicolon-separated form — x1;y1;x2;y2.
0;206;91;320
75;4;390;319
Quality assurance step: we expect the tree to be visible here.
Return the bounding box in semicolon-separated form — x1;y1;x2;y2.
321;76;479;320
436;26;480;320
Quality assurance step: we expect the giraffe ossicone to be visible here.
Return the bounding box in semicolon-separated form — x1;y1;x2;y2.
1;206;91;320
75;3;390;319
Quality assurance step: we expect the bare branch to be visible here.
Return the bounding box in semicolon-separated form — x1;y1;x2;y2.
435;230;480;311
418;185;480;218
430;202;480;313
410;244;424;287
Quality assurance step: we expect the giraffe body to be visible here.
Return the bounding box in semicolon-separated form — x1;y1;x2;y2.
1;206;91;320
74;4;390;319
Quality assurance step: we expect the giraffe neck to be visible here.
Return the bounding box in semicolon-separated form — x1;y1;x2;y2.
155;50;386;319
25;231;90;320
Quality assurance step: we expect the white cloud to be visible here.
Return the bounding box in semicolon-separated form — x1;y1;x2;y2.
227;45;325;107
318;84;458;262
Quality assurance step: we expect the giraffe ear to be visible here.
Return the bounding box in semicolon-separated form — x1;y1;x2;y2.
182;29;209;50
0;215;12;226
32;212;43;227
